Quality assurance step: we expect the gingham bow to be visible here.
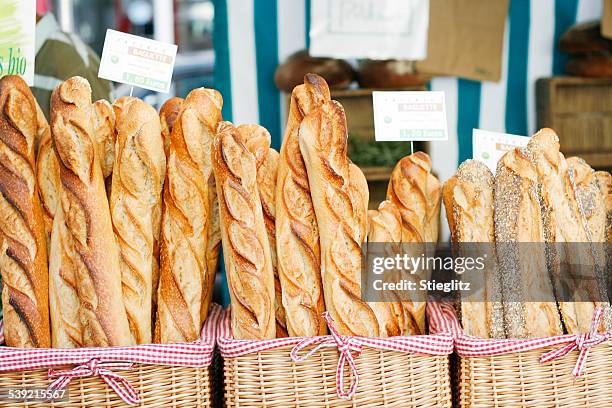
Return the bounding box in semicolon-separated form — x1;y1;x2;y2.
47;358;140;405
291;312;363;399
540;307;612;377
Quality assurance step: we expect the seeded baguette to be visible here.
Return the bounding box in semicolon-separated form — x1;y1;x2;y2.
494;146;563;339
443;160;504;338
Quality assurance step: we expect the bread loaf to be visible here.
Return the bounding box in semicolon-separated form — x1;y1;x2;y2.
367;200;405;336
275;74;329;337
594;171;612;243
160;97;184;157
566;156;610;331
111;98;165;344
155;88;222;343
35;100;59;245
50;76;131;346
92;99;116;179
494;146;563;338
443;160;504;338
387;152;440;243
49;207;82;347
526;130;601;334
213;121;275;339
385;152;439;334
0;75;50;348
299;100;380;337
237;124;286;337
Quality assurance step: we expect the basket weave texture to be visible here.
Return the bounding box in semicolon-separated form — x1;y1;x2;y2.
0;364;211;408
459;343;612;408
223;343;451;407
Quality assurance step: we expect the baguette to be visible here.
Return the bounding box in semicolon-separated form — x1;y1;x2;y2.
111;98;165;344
160;97;184;157
92;99;116;179
299;100;379;337
237;124;286;336
50;76;131;346
35;100;59;245
443;160;504;338
275;74;329;337
49;206;82;347
594;171;612;243
386;152;438;334
494;146;562;338
567;157;610;330
155;88;222;343
213;121;275;339
0;75;50;348
367;200;405;336
526;130;600;334
387;152;439;243
349;162;400;336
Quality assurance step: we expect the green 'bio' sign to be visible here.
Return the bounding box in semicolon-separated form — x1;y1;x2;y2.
0;0;35;85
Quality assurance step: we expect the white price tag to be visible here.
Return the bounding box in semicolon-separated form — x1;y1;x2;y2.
310;0;429;60
0;1;35;85
372;91;448;141
98;29;177;93
472;129;530;173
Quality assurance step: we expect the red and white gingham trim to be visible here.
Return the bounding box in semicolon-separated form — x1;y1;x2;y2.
217;306;453;399
0;303;222;405
436;301;612;378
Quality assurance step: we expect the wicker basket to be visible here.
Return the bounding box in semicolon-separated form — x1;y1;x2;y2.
0;364;212;408
219;308;453;408
458;343;612;408
0;304;222;408
432;302;612;408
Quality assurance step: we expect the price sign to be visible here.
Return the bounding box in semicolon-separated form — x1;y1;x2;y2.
0;0;35;85
472;129;530;173
372;91;448;141
98;29;177;93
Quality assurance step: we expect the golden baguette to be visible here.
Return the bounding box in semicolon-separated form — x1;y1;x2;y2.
0;75;50;348
275;74;329;337
386;152;439;334
111;98;165;344
159;97;184;157
213;121;275;340
367;200;405;336
237;124;286;337
92;99;116;179
155;88;222;343
50;76;131;346
299;100;380;337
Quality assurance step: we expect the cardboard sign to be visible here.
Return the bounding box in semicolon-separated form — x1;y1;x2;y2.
0;0;35;85
309;0;429;60
98;29;177;93
472;129;529;173
416;0;509;82
372;91;448;141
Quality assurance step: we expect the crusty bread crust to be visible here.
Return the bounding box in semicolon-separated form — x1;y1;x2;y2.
213;121;275;340
0;75;51;348
275;74;329;337
111;98;165;344
50;76;131;346
299;100;380;337
155;88;222;343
